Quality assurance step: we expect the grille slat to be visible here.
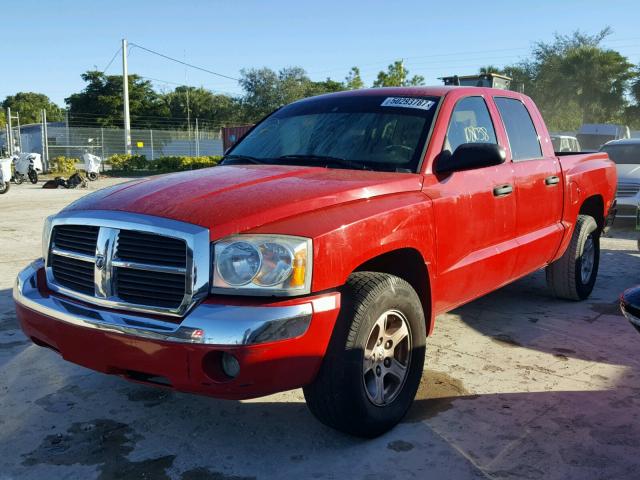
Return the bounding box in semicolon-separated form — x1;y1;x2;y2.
617;183;640;198
116;267;185;308
116;230;187;267
51;255;95;294
52;225;99;255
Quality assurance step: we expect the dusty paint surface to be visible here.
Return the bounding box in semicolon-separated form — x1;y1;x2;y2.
1;180;639;479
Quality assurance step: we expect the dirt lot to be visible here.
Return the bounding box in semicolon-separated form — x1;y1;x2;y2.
1;179;639;480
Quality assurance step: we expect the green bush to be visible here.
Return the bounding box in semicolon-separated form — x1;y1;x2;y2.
107;154;148;171
152;156;221;172
51;156;78;174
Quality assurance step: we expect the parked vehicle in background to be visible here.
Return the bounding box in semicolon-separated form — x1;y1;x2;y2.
578;124;630;151
621;286;640;334
14;86;617;437
551;135;581;152
600;139;640;219
82;152;102;181
0;157;12;194
12;152;43;184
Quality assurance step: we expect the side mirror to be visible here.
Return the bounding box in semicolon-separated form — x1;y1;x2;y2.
434;143;506;174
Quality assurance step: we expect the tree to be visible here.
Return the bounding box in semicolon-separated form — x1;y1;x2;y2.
373;60;424;87
479;65;503;75
1;92;63;125
164;86;244;127
239;67;347;121
345;67;364;90
504;28;636;130
65;71;169;128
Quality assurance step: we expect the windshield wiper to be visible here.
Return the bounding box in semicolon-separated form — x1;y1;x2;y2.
221;154;268;165
274;154;370;170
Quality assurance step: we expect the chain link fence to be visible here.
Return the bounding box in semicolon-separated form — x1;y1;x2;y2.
1;123;224;171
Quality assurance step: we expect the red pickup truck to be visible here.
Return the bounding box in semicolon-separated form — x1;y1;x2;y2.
14;87;616;437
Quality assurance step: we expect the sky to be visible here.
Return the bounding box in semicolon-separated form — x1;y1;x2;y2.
3;0;640;106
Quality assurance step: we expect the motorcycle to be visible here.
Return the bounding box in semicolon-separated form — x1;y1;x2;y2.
82;152;102;181
12;152;43;184
0;157;12;194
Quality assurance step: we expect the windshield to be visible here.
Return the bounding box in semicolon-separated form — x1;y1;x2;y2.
600;144;640;165
228;95;440;172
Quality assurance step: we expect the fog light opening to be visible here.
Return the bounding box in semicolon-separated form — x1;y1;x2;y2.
221;352;241;379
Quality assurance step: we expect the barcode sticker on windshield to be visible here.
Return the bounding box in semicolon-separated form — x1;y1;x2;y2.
381;97;435;110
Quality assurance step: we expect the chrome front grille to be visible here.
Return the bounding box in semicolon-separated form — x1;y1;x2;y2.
617;183;640;198
45;211;210;317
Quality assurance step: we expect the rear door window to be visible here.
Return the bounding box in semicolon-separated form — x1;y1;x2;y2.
494;97;542;161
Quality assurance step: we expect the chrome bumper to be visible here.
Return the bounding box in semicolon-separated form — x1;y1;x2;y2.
621;287;640;334
14;259;313;345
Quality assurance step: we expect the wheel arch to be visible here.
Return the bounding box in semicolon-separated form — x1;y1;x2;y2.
352;247;433;335
579;194;605;232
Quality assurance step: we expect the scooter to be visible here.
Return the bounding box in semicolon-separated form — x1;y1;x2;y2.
12;152;43;184
82;152;102;181
0;157;12;194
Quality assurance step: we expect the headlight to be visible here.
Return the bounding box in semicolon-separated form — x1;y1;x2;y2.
212;235;312;295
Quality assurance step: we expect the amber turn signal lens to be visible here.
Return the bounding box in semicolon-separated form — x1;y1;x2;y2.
290;250;307;288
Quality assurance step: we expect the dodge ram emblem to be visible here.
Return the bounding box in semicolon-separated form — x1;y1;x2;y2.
95;254;105;270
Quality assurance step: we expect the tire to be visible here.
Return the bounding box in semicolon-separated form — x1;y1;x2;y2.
14;175;24;185
303;272;426;437
88;172;98;181
0;181;9;194
28;169;38;184
546;214;600;300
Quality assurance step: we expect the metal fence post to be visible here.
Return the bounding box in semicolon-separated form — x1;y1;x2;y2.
150;129;154;160
195;118;200;157
101;128;105;172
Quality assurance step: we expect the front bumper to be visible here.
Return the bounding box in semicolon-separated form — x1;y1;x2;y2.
14;259;341;399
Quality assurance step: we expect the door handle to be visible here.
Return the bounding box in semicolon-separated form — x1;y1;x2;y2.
545;175;560;186
493;184;513;197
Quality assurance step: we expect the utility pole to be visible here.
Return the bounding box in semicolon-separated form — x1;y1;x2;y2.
6;107;13;154
122;38;132;154
41;109;49;171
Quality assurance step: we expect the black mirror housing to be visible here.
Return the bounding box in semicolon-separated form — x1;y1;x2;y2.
434;143;506;174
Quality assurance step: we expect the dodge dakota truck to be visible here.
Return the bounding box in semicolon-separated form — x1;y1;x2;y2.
14;86;616;437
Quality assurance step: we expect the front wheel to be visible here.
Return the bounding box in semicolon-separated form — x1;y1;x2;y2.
28;168;38;184
546;214;600;300
303;272;426;437
0;181;9;194
14;174;24;185
87;172;99;181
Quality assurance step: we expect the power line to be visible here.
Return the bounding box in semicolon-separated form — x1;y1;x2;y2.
102;46;122;73
128;42;240;82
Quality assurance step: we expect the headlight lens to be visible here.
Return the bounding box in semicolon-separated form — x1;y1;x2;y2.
213;235;312;295
216;241;261;286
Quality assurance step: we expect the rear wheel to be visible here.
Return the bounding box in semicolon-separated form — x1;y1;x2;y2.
87;172;98;181
28;168;38;184
303;272;426;437
14;174;24;185
546;214;600;300
0;181;9;194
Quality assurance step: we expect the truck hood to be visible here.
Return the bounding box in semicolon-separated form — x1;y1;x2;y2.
617;164;640;180
65;165;423;239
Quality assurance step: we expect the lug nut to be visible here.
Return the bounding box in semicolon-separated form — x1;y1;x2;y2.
376;365;382;376
385;340;392;349
384;358;391;367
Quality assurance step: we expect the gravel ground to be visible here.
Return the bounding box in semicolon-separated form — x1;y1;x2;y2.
1;178;639;480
